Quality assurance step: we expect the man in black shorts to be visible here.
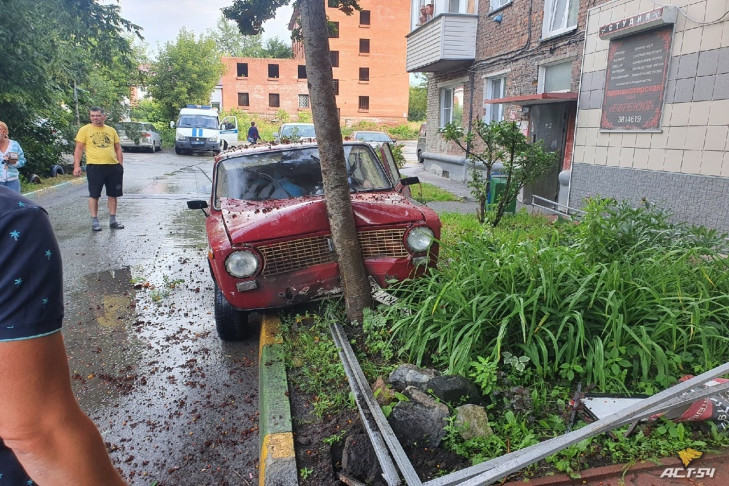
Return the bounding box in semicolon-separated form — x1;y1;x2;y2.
73;107;125;232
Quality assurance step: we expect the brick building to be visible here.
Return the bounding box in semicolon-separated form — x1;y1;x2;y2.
219;0;410;126
570;0;729;231
409;0;609;207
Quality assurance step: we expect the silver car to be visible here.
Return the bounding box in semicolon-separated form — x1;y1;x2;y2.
116;122;162;153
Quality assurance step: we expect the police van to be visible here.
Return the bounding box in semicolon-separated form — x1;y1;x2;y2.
173;105;240;155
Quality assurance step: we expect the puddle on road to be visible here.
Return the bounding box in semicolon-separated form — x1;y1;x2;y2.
64;217;261;484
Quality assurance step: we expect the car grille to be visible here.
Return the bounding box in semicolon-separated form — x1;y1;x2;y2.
258;228;408;276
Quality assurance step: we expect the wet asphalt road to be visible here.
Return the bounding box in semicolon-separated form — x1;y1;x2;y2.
33;149;261;485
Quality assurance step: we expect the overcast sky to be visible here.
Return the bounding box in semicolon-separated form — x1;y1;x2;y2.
113;1;294;54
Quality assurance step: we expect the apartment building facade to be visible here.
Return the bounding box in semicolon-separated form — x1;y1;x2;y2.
219;0;411;126
409;0;608;207
569;0;729;231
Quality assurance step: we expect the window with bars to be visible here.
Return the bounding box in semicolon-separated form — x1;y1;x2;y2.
236;63;248;77
330;51;340;67
237;92;249;107
298;65;307;79
360;10;371;25
359;39;370;54
268;64;279;78
269;93;280;108
358;96;369;111
298;94;310;108
359;67;370;82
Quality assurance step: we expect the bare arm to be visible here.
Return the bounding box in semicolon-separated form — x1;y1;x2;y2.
115;142;123;166
0;333;127;485
73;141;85;176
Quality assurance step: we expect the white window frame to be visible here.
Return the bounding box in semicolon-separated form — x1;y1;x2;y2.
537;59;573;94
542;0;578;39
490;0;511;12
439;83;464;128
484;75;506;123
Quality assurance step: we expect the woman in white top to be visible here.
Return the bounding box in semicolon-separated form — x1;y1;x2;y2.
0;121;26;193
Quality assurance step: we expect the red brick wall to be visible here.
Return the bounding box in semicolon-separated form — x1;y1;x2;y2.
220;0;410;126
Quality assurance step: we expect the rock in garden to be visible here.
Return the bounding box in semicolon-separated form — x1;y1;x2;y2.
340;433;381;484
389;389;449;448
372;376;395;405
454;404;493;440
388;364;439;392
427;374;483;405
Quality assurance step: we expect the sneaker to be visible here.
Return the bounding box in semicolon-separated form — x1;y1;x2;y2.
92;222;102;232
110;221;125;229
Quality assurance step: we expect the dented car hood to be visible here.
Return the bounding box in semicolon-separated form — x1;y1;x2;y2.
220;193;427;244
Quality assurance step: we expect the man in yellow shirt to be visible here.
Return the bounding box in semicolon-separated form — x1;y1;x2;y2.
73;107;125;231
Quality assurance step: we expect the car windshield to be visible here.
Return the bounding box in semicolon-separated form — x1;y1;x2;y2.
354;132;391;142
280;124;316;139
214;145;393;205
178;115;218;129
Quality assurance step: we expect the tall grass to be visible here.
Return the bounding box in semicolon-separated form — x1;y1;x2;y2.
386;199;729;392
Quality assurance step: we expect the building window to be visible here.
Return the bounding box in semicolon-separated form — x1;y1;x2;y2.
359;39;370;54
490;0;510;11
539;60;572;93
298;65;307;79
359;96;370;111
268;64;279;79
269;93;280;108
333;79;340;96
360;10;371;25
237;92;249;107
329;21;340;38
484;76;506;123
298;94;310;108
359;67;370;82
440;85;464;127
328;0;338;6
330;51;340;67
542;0;578;38
236;63;248;77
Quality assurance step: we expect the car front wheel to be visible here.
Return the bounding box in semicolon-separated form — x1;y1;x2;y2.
214;283;251;341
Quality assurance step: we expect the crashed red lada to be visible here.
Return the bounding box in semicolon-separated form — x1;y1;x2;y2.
187;142;441;340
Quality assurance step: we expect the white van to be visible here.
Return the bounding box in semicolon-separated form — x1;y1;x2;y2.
173;105;240;155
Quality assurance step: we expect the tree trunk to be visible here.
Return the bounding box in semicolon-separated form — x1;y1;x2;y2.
299;0;372;322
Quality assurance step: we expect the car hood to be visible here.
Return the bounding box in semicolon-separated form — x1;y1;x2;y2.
221;193;428;243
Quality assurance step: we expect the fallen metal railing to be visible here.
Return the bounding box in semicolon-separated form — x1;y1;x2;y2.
531;195;585;218
329;314;729;485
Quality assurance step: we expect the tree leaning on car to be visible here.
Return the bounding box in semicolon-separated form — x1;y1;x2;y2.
224;0;372;323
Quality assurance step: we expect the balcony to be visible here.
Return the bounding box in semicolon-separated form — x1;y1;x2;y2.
406;13;477;73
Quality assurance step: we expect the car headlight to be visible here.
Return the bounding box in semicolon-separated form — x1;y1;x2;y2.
210;136;219;143
225;250;260;278
176;133;186;141
406;226;435;253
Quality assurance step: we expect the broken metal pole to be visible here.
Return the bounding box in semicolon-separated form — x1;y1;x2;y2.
426;361;729;486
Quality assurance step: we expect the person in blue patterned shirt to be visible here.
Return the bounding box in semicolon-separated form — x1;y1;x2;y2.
0;186;126;485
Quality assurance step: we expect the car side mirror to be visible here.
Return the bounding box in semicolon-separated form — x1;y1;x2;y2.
273;132;279;139
187;200;209;216
400;176;420;186
170;121;175;129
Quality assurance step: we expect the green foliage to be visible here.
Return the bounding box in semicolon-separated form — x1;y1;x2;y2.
390;143;406;168
299;467;313;479
469;357;499;395
0;0;143;175
385;199;729;393
409;182;462;204
442;119;558;227
208;15;293;57
380;391;409;418
148;29;226;121
408;83;427;121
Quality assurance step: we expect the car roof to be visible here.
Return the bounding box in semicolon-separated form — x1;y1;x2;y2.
214;141;373;162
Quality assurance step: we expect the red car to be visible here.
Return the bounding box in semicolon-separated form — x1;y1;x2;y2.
188;142;441;340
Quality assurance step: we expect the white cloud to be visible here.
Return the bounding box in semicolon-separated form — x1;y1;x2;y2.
113;0;294;54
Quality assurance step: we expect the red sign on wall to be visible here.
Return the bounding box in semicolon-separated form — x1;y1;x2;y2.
600;25;673;131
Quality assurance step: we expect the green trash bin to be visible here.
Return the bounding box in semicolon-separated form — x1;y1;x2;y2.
488;176;516;213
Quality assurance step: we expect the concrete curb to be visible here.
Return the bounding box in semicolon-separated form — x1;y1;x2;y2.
22;176;87;199
259;314;298;486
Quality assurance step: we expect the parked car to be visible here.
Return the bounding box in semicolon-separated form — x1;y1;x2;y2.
187;142;441;340
273;123;316;143
116;122;162;152
416;123;426;163
351;131;394;146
